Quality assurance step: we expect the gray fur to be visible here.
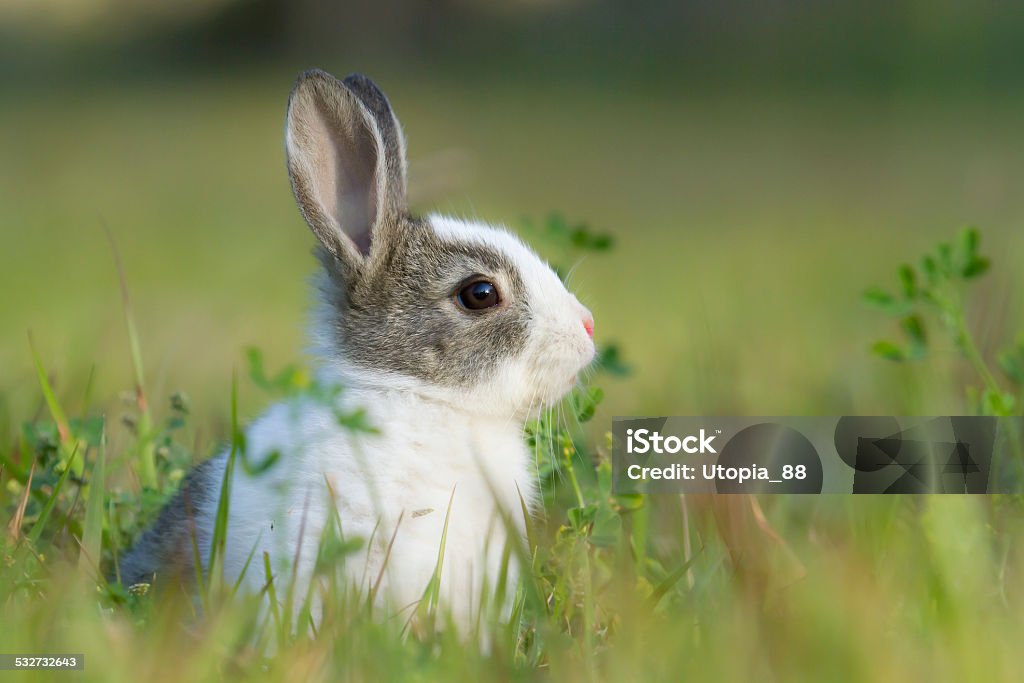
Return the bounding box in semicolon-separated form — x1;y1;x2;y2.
316;217;529;387
290;72;531;386
116;454;223;587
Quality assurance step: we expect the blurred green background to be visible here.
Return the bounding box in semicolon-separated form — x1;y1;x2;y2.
3;4;1024;682
2;0;1023;431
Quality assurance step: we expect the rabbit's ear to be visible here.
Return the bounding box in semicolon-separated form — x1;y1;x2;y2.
285;70;408;268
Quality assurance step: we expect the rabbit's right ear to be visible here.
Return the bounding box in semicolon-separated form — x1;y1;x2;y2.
285;70;408;271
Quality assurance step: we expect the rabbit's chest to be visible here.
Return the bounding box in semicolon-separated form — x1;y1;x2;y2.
356;415;531;611
366;412;534;517
222;396;534;620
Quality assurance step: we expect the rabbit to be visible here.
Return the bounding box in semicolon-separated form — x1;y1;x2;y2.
117;69;596;631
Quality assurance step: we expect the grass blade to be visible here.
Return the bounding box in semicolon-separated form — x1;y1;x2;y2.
261;551;283;640
369;512;403;611
26;442;78;544
232;533;264;597
648;554;701;607
104;224;156;489
414;486;456;633
27;332;70;443
79;425;107;578
208;372;241;596
6;460;35;541
27;332;81;478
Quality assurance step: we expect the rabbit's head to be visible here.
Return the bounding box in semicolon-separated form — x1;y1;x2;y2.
286;70;595;419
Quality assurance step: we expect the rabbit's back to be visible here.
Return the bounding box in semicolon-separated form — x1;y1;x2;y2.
117;455;223;587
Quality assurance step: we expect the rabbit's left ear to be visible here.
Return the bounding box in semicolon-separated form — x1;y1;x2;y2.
340;72;408;209
285;70;408;270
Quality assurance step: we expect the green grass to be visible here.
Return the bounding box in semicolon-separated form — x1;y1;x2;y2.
3;71;1023;423
3;69;1024;681
2;222;1023;682
3;321;1024;682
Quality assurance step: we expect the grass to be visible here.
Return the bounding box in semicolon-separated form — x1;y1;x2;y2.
3;70;1024;423
3;220;1024;681
2;69;1024;681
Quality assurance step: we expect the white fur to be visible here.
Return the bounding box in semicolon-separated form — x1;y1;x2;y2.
195;214;595;632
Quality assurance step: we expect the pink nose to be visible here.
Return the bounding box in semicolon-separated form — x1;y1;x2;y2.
582;314;594;338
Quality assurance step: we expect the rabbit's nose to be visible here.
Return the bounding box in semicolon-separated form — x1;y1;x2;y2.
582;312;595;338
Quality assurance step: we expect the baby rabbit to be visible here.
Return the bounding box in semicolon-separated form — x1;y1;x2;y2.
118;70;596;630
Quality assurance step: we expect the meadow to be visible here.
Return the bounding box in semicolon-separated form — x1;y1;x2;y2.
2;67;1024;681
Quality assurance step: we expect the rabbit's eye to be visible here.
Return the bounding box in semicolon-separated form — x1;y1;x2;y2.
456;280;500;311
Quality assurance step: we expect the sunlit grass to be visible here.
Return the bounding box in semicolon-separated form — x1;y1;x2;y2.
2;72;1023;423
3;71;1024;681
